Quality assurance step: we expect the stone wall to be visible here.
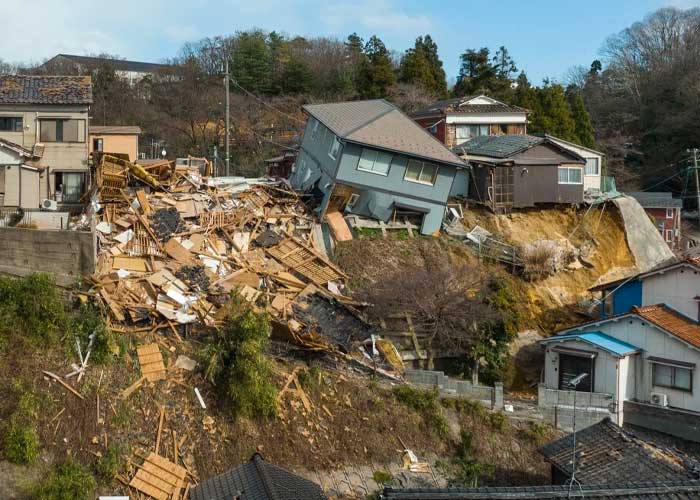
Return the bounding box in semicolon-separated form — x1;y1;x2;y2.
405;369;502;410
624;400;700;443
0;227;95;286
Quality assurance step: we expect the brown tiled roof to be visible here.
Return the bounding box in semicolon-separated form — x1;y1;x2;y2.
412;95;529;117
0;75;92;105
539;418;699;484
90;125;141;135
303;100;465;167
633;305;700;348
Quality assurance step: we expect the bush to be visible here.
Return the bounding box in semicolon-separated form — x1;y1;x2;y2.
437;430;494;487
442;397;486;418
297;365;322;390
521;244;556;281
33;461;97;500
487;411;508;431
393;386;449;438
203;292;277;418
3;392;41;464
520;421;552;445
372;469;393;484
0;273;68;345
71;302;115;364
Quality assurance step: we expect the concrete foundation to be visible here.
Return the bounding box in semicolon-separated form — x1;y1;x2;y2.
0;227;95;286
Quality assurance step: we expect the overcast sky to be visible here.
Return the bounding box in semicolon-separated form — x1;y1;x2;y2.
2;0;699;84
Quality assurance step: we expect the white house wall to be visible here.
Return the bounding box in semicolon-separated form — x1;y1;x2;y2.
445;113;528;124
585;317;700;411
642;267;700;321
543;339;619;395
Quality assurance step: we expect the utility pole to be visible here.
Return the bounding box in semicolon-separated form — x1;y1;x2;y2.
224;56;231;177
682;148;700;230
692;148;700;230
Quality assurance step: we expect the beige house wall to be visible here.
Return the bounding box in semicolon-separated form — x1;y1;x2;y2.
89;133;139;161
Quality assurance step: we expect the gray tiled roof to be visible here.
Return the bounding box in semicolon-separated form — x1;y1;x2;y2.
412;95;529;118
303;100;465;167
189;453;327;500
0;75;92;105
458;134;544;158
626;192;683;209
381;481;700;499
46;54;171;73
538;419;699;484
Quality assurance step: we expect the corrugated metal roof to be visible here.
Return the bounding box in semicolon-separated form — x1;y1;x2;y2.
303;100;465;167
541;331;640;357
0;75;92;105
538;419;699;485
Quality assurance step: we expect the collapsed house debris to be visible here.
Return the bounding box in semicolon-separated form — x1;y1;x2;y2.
87;153;400;375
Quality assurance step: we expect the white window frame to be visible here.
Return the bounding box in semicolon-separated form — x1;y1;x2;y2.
666;229;674;243
666;208;674;219
652;361;692;393
584;157;600;176
356;148;393;176
404;159;439;186
346;193;360;210
558;166;583;185
329;136;341;160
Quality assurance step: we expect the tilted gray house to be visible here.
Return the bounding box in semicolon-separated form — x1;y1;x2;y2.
289;100;466;235
457;134;586;213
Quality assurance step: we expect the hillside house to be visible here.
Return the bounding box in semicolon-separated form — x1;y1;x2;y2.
544;134;605;194
89;125;141;161
540;303;700;424
411;95;529;148
458;134;586;212
590;258;698;319
0;75;92;209
289;100;466;235
628;192;683;250
38;54;170;85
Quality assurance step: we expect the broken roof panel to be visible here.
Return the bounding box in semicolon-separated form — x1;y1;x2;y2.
303;100;465;167
459;134;544;158
0;75;93;105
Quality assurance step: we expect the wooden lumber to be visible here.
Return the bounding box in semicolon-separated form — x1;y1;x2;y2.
42;371;84;400
120;375;146;399
129;452;187;500
137;343;166;382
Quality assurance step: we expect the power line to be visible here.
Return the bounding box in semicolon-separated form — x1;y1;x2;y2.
641;171;682;192
236;123;299;151
229;79;306;125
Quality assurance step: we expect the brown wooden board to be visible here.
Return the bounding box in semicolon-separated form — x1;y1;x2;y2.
129;452;187;500
266;238;345;285
137;343;166;382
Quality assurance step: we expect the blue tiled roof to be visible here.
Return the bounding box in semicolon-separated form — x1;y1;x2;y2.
541;331;640;356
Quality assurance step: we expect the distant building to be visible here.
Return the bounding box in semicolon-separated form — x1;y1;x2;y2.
289;99;466;235
457;134;586;213
190;453;327;500
411;95;529;148
264;151;297;178
627;192;682;250
89;125;141;162
0;75;92;209
38;54;171;84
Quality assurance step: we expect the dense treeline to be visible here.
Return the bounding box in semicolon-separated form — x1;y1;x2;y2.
0;28;595;175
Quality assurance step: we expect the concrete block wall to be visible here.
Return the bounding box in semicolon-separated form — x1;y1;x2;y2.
624;401;700;443
0;227;95;286
537;384;615;432
405;369;501;410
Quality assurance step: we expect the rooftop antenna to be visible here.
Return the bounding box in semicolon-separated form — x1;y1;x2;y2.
567;372;588;498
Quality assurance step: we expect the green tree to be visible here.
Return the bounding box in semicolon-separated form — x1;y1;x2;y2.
453;47;495;96
399;35;447;97
357;35;396;99
567;87;596;148
231;30;272;94
280;56;313;94
203;292;277;417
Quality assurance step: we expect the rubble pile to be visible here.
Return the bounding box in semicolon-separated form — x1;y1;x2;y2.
87;154;395;374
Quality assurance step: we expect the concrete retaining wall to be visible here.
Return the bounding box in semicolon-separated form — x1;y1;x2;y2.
624;400;700;443
538;384;615;431
0;227;95;286
405;369;502;410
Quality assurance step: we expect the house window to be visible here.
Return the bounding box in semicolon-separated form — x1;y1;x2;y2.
404;159;438;186
0;117;23;132
558;353;594;392
329;136;341;160
456;124;490;140
666;208;674;219
347;193;360;210
40;119;85;143
54;172;85;203
357;148;393;176
666;229;674;243
585;158;599;176
558;167;583;184
93;138;104;152
652;362;692;392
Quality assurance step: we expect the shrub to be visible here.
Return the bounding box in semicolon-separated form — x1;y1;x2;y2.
95;443;128;482
487;411;509;431
203;292;277;418
71;302;115;364
520;421;552;445
393;386;449;438
33;461;97;500
437;430;494;487
297;365;322;390
442;397;487;418
372;469;393;484
521;244;556;281
3;392;41;464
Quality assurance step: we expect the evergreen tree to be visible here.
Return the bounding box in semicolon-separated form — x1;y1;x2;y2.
280;57;313;94
453;47;495;97
345;32;366;95
231;30;272;94
535;82;578;141
357;35;396;99
399;35;447;97
567;88;596;148
267;31;290;95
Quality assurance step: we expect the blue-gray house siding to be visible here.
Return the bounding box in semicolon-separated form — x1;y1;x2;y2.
290;117;460;235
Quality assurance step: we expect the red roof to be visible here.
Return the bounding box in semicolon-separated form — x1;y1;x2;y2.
633;305;700;348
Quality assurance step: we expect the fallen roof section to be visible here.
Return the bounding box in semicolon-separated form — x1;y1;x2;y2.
303;100;465;167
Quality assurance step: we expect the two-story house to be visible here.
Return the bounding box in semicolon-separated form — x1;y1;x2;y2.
627;192;683;251
288;100;467;235
0;75;92;209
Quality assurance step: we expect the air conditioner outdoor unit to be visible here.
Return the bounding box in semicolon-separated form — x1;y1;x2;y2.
41;199;58;211
650;392;669;407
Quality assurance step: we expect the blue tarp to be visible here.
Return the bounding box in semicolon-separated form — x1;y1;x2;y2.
542;331;640;357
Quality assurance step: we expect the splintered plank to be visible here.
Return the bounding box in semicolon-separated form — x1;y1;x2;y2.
137;343;166;382
266;238;346;285
130;452;187;500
